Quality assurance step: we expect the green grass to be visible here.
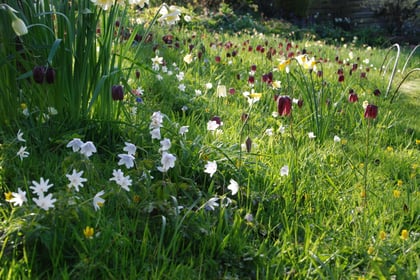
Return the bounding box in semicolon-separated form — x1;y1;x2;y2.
1;1;419;279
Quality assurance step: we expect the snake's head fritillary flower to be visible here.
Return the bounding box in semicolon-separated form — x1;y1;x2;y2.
45;67;56;84
112;85;124;101
33;66;45;84
277;96;292;116
364;104;378;119
349;93;358;103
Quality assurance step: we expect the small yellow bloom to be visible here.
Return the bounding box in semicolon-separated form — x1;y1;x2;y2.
360;190;366;198
412;163;419;170
357;276;366;280
83;226;94;239
277;59;290;71
272;80;281;89
20;103;27;110
359;163;364;169
340;139;347;145
386;146;393;152
400;229;409;240
367;246;374;255
393;189;401;198
4;192;13;201
133;195;141;203
249;92;262;99
416;139;420;145
379;230;386;240
397;180;403;187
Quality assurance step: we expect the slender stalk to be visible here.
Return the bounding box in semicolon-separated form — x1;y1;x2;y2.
363;119;370;207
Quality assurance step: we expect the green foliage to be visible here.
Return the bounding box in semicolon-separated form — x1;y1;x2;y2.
1;2;420;279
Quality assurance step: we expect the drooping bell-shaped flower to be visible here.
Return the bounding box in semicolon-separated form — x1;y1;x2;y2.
348;93;358;103
45;67;56;84
364;104;378;119
10;11;28;36
112;85;124;101
33;66;45;84
277;96;292;116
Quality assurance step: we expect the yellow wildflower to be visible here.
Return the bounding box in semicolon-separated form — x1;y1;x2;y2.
379;230;386;241
83;226;94;239
386;146;393;152
367;246;374;255
133;195;141;203
393;189;401;198
277;59;290;71
341;139;347;145
249;92;262;99
416;139;420;145
400;229;409;240
4;192;13;201
397;180;403;187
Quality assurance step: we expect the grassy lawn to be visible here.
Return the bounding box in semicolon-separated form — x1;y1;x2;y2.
1;1;419;279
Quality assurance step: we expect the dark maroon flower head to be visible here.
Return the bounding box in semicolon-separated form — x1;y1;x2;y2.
338;74;345;82
241;113;249;122
246;137;252;153
33;65;45;84
373;89;381;96
277;96;292;116
260;47;265;53
352;63;358;71
286;42;292;51
229;88;235;95
162;34;173;44
115;20;120;27
134;34;142;42
189;44;194;52
248;46;253;52
248;76;255;85
348;93;358;103
197;51;203;60
364;104;378;119
45;67;56;84
360;72;367;78
337;69;344;75
136;70;140;79
211;116;222;125
251;64;257;72
232;50;237;57
297;99;304;108
262;72;273;84
236;74;241;80
215;56;221;63
112;85;124;101
317;70;323;77
349;88;354;94
256;45;262;52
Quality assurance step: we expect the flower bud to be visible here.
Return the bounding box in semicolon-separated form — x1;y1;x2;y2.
11;14;28;36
